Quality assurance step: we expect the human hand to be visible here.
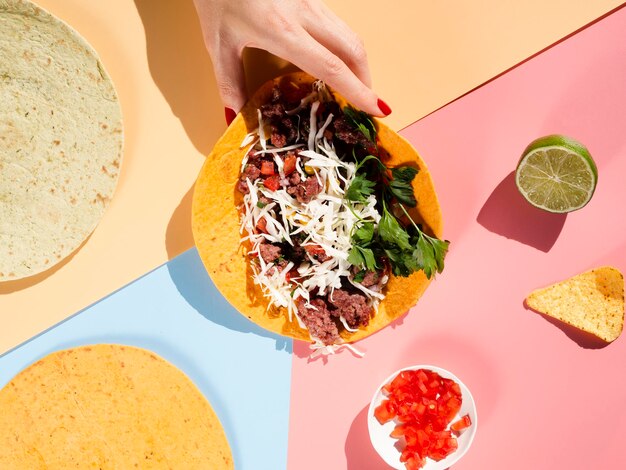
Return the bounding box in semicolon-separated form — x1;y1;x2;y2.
192;0;391;124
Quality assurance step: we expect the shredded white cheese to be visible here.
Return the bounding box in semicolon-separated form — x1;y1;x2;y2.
238;84;387;355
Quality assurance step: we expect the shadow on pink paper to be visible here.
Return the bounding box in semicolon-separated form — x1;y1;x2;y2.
477;171;566;252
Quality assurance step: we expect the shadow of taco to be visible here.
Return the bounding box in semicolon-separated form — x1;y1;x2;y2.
192;72;447;356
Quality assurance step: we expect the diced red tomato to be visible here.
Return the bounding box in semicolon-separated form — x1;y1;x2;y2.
451;414;472;433
260;160;276;175
284;268;298;283
404;455;424;470
375;369;471;469
283;155;297;175
443;396;462;422
255;217;267;233
390;424;407;438
416;369;428;383
304;244;326;257
374;399;396;424
263;175;280;191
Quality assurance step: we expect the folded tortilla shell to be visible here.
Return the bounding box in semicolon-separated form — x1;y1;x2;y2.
192;72;443;343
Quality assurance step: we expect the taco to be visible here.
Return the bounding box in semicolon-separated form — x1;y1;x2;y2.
192;72;447;354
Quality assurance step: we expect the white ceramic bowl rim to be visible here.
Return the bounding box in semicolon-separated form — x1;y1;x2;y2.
367;364;478;470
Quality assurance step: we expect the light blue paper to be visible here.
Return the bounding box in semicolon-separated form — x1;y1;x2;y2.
0;248;292;470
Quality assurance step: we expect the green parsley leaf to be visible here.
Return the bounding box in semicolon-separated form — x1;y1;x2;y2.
348;245;377;271
427;235;450;274
344;106;376;142
389;166;419;207
256;201;267;208
416;234;436;279
346;174;376;203
353;270;367;283
383;247;411;277
347;246;364;267
379;207;411;250
353;222;375;244
359;247;377;271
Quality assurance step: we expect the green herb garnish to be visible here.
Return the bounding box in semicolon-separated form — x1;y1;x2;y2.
346;174;376;203
343;106;376;142
346;155;449;279
389;167;419;206
352;269;367;283
347;245;378;271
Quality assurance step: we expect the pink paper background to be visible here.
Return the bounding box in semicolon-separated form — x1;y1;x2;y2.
288;6;626;470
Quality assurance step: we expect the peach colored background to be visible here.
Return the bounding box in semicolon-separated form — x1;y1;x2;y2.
1;0;622;353
288;6;626;468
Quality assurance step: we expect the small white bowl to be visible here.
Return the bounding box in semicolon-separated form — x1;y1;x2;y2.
367;365;477;470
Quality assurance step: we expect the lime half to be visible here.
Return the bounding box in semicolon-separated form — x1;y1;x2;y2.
515;135;597;213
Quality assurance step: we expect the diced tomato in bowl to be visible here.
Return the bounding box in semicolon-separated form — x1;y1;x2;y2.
368;365;477;470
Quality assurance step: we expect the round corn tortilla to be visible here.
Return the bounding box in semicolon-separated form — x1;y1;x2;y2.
0;344;233;469
192;72;443;343
0;0;123;281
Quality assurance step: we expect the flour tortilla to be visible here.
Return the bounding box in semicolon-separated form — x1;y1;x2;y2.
0;344;233;469
192;72;444;343
0;0;123;281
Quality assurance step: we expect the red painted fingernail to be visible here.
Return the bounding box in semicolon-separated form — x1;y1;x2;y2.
225;107;236;126
377;98;392;116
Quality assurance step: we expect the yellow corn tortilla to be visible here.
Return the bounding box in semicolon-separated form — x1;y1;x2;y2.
192;72;443;343
526;266;624;342
0;344;233;469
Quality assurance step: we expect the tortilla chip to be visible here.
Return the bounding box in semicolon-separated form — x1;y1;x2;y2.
192;72;444;343
526;266;624;342
0;345;233;469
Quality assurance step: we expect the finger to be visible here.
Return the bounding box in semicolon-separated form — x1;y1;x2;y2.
307;4;372;88
270;28;389;117
211;46;248;118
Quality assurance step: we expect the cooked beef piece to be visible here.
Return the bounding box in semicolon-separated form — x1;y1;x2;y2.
333;115;378;155
261;102;285;119
333;115;363;145
288;171;301;186
360;270;380;288
237;164;262;194
268;113;299;148
261;86;300;148
237;179;248;194
270;129;287;148
244;163;261;180
247;150;261;165
296;298;340;346
280;116;298;142
259;243;282;264
280;240;306;265
287;176;322;204
329;289;372;329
